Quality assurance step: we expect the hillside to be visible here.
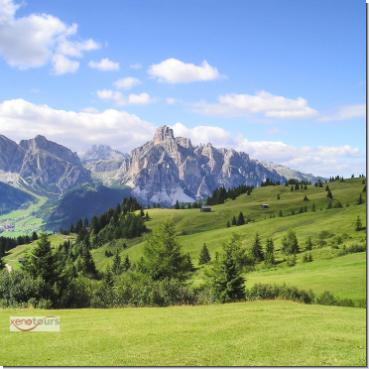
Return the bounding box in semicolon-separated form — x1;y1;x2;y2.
5;177;366;306
0;182;35;215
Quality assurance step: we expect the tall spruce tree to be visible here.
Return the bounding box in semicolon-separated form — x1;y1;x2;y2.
211;236;245;302
265;239;275;266
251;233;264;262
281;230;300;254
112;251;122;275
143;221;193;280
237;212;245;226
199;243;211;265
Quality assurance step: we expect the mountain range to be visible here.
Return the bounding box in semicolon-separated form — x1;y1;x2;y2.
0;126;319;230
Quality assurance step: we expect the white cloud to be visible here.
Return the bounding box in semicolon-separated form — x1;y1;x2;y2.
171;123;363;177
0;99;363;177
0;98;154;152
88;58;119;71
194;90;318;119
0;0;99;72
319;104;365;121
128;93;151;105
114;77;141;90
52;54;79;75
148;58;220;83
97;90;152;105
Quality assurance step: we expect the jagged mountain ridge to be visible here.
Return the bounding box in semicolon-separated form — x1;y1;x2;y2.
0;135;91;197
0;127;319;207
86;126;289;205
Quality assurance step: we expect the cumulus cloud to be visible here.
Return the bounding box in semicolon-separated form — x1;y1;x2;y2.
114;77;141;90
319;104;365;121
0;99;363;177
88;58;120;71
171;123;363;177
194;90;318;119
52;54;79;75
0;0;99;73
129;63;142;70
0;98;154;153
148;58;220;83
97;89;152;105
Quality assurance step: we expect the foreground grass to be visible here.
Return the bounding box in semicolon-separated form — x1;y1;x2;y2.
0;300;365;366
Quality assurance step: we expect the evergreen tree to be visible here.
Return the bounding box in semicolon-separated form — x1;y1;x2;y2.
80;244;98;278
174;200;180;209
358;193;363;205
23;234;58;283
355;216;362;231
326;189;333;200
199;243;211;265
211;236;245;302
145;211;150;221
226;221;231;228
311;203;316;212
277;194;280;200
31;232;38;241
143;221;193;280
303;195;309;201
123;255;131;272
237;212;245;226
0;256;4;270
231;216;237;226
251;233;264;262
112;250;122;275
140;208;145;217
305;237;313;251
264;239;275;266
281;230;300;254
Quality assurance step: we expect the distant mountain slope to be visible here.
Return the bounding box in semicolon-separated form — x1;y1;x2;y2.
45;184;132;231
0;135;91;197
0;182;35;215
260;162;323;183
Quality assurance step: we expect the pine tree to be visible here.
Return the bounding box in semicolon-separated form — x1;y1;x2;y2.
251;233;264;262
199;243;211;265
123;255;131;271
80;245;98;278
281;230;300;254
265;239;275;266
277;194;280;200
174;200;180;209
112;250;122;275
143;221;193;280
31;231;38;241
231;216;237;226
211;236;245;302
145;211;150;220
311;203;316;212
358;193;363;205
355;216;362;231
226;220;231;228
237;212;245;226
327;189;333;200
305;237;313;250
303;195;309;201
140;208;145;217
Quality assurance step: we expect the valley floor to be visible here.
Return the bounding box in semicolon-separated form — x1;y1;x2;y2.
0;300;366;366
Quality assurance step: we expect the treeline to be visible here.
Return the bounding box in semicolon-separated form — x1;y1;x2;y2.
65;197;148;247
0;232;38;258
206;185;253;206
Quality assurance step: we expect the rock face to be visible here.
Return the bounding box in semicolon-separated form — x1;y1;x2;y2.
115;126;285;205
0;135;91;197
82;145;130;186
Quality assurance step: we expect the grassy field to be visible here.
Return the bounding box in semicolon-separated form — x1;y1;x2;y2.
0;195;47;237
0;300;366;366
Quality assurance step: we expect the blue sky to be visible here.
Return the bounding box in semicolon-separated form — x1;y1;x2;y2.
0;0;365;176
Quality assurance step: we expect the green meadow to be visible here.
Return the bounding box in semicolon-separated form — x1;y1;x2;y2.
0;301;365;366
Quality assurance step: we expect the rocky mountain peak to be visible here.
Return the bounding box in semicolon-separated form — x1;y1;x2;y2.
153;125;175;144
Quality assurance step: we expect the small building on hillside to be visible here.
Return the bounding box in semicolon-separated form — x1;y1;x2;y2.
260;203;269;209
200;206;212;212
